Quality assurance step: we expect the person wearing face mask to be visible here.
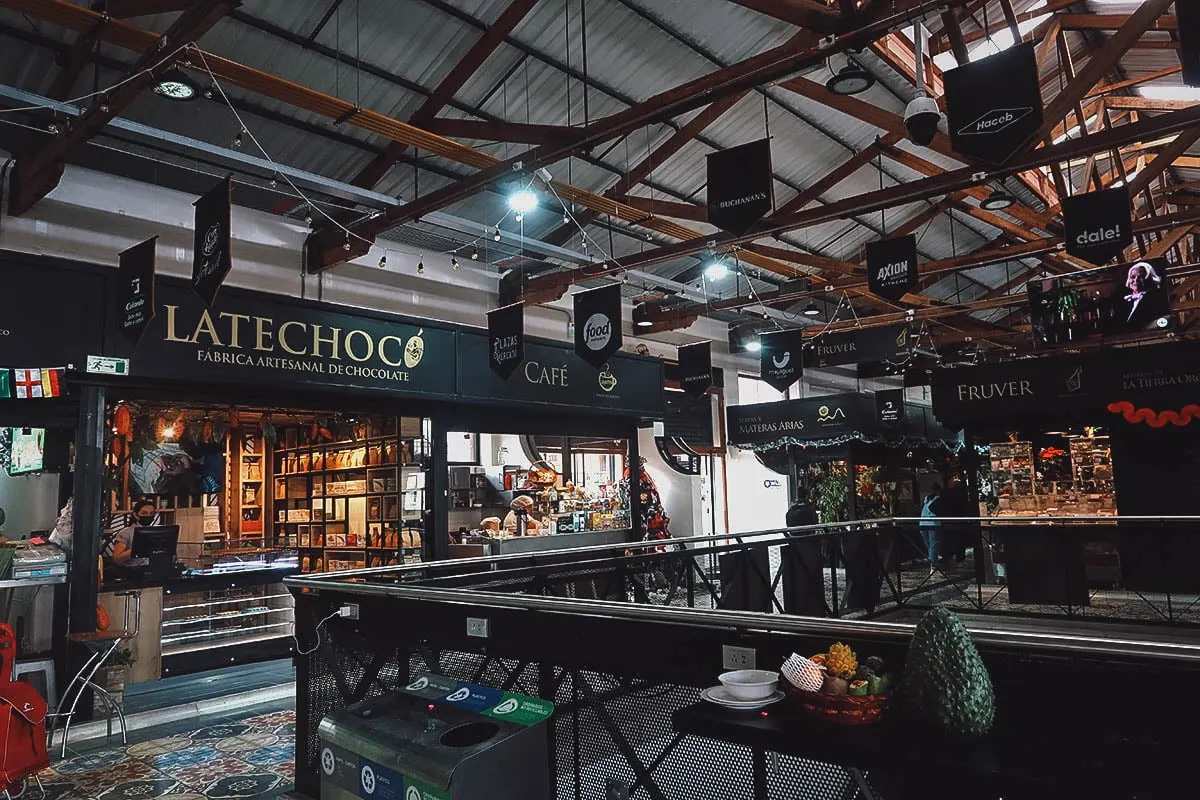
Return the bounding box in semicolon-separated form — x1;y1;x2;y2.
107;499;159;562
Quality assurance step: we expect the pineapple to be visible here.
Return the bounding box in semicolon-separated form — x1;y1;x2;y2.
826;642;858;679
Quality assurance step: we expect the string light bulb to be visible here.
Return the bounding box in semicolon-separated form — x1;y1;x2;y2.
471;248;479;260
493;227;502;241
515;212;524;223
304;211;314;225
378;255;387;268
451;257;459;270
343;234;351;251
233;129;244;148
417;260;425;275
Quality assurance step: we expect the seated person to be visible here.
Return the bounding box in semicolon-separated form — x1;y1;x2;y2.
502;495;542;536
106;499;159;563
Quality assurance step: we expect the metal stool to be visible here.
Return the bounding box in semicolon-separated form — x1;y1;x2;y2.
48;591;140;757
12;659;55;716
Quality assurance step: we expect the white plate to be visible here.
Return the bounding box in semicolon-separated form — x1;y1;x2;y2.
701;686;784;710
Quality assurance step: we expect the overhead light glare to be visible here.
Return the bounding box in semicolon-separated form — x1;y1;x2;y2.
704;260;730;281
745;339;762;353
508;189;539;214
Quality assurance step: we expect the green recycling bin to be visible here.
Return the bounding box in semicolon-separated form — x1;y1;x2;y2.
318;674;553;800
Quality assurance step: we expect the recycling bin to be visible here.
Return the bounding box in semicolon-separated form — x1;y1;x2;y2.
318;674;552;800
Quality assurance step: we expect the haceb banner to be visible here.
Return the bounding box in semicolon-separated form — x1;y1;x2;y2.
945;42;1044;163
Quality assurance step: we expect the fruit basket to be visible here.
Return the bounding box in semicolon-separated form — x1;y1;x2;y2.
780;643;892;727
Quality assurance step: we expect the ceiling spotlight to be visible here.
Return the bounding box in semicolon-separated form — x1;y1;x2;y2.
153;69;199;101
98;100;110;113
825;59;876;96
233;130;244;148
203;85;215;99
704;260;729;281
980;184;1017;211
470;248;479;260
493;227;502;241
634;303;654;328
417;260;425;275
46;122;59;134
507;189;538;215
451;257;460;270
745;339;762;353
803;300;821;317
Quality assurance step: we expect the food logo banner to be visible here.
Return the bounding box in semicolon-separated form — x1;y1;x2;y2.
117;236;157;346
487;302;524;379
707;138;774;235
803;324;909;369
866;234;918;302
192;175;233;307
677;341;712;399
944;42;1044;164
759;329;804;393
1063;186;1132;266
573;283;622;368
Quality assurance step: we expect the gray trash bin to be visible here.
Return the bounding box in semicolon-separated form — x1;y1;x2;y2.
318;674;552;800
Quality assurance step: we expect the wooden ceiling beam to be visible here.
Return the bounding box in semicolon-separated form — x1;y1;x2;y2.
420;118;579;146
930;0;1079;54
7;0;232;216
721;0;843;33
1085;65;1182;99
1058;13;1177;32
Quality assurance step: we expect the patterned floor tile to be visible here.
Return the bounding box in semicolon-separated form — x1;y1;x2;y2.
53;749;129;774
146;746;221;772
169;757;260;792
65;759;163;794
237;743;292;770
202;773;281;799
240;712;292;730
213;732;279;755
96;777;179;800
125;738;194;759
189;724;250;742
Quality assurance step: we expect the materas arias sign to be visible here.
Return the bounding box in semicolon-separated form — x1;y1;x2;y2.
706;138;774;235
944;42;1044;164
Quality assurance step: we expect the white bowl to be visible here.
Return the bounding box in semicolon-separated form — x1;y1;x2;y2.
718;669;779;701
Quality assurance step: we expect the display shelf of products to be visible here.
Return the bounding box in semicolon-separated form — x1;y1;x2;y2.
238;431;265;541
273;417;428;573
988;436;1117;517
159;580;294;658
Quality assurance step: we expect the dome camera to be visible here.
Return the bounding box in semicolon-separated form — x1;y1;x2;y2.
904;95;943;147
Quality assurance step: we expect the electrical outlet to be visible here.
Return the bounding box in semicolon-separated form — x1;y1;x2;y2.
722;645;756;671
466;617;490;638
341;603;359;620
605;778;630;800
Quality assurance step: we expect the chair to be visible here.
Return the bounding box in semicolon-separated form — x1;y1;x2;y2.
48;591;140;758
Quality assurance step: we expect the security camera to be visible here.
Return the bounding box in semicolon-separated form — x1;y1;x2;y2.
904;95;943;147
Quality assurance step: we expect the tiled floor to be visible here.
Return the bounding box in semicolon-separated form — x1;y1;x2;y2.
37;709;295;800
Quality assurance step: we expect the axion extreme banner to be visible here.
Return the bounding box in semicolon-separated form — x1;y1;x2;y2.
866;234;918;302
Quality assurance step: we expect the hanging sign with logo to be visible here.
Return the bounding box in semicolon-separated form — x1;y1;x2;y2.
192;176;233;307
944;42;1044;164
1063;186;1132;266
866;234;918;302
804;324;909;369
573;283;622;368
707;138;774;236
1181;0;1200;88
876;389;905;426
117;236;157;346
487;302;524;379
760;329;805;392
677;341;712;398
0;259;105;370
728;394;865;449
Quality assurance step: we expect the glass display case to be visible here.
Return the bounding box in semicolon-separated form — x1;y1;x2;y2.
987;434;1116;517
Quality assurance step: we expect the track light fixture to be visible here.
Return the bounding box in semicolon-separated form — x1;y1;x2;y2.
378;255;387;268
825;58;875;96
233;130;244;148
471;247;479;260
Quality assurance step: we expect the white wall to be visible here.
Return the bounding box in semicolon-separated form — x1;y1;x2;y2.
638;427;702;539
724;446;789;533
0;469;60;538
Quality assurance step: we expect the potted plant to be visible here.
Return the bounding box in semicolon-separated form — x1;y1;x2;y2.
94;647;134;714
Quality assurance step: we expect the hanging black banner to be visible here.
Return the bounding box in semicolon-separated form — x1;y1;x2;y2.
760;329;805;393
945;42;1044;164
192;175;233;307
487;302;524;379
1063;186;1133;266
804;324;909;369
1181;0;1200;88
876;389;905;427
866;234;918;302
573;283;622;368
707;138;774;236
677;341;712;398
117;236;157;346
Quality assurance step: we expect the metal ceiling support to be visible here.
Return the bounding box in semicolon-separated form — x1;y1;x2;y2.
420;119;578;145
523;104;1200;290
6;0;233;216
939;7;970;65
305;0;973;271
100;0;196;15
721;0;843;33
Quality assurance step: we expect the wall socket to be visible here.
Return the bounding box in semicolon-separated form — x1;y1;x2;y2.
466;617;490;638
722;645;756;671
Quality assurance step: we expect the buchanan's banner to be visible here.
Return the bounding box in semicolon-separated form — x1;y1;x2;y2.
106;279;457;399
677;341;712;399
707;139;773;235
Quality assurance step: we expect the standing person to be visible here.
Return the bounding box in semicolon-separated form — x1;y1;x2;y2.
936;477;972;563
920;483;942;571
783;490;825;616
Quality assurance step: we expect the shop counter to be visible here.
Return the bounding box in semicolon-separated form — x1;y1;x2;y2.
488;528;631;556
100;562;299;682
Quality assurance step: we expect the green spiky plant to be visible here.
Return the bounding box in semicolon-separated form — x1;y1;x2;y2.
901;606;995;739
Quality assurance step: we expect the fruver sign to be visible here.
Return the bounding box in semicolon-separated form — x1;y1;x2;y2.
192;175;233;307
803;324;909;369
866;234;918;302
944;42;1044;164
876;389;905;426
931;356;1087;428
1180;0;1200;88
707;138;774;235
487;302;524;379
677;341;712;398
573;283;622;368
1063;186;1132;266
109;280;457;399
117;236;157;346
458;333;663;417
759;329;804;393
